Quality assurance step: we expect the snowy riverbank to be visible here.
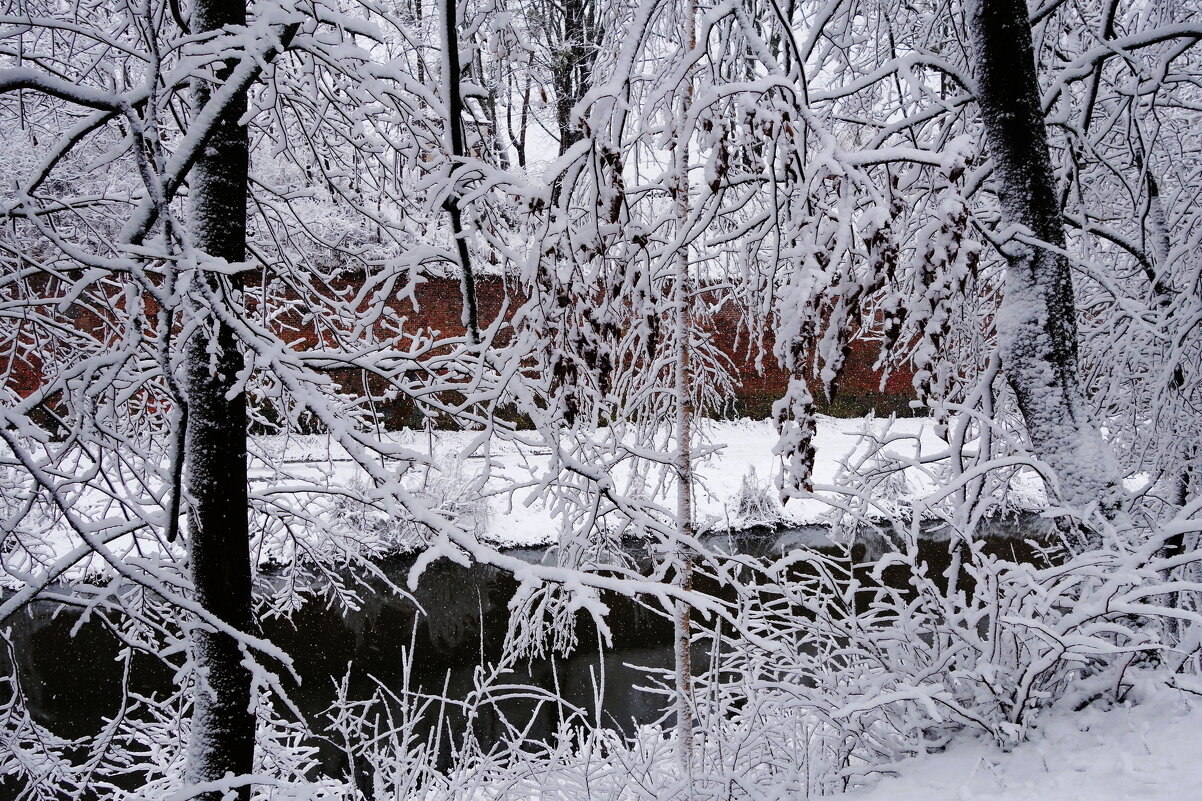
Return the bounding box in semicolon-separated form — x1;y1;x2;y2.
3;415;1059;586
256;414;1050;551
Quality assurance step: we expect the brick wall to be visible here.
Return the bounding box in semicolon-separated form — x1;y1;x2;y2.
3;275;917;427
397;277;917;420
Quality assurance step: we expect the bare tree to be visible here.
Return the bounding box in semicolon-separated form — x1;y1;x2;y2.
0;0;523;794
441;0;482;342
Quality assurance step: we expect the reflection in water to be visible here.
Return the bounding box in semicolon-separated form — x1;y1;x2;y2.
1;517;1053;785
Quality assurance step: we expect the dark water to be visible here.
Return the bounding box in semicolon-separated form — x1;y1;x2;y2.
1;517;1054;792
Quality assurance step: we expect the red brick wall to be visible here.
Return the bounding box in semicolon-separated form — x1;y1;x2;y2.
4;275;917;424
397;277;916;420
700;289;916;418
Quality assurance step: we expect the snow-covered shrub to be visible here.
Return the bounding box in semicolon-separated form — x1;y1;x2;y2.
322;643;847;801
0;669;83;801
708;513;1202;782
272;459;491;563
422;473;492;541
96;687;350;801
730;466;784;527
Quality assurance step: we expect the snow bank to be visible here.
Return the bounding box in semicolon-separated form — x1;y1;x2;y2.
3;415;1058;586
408;415;1048;548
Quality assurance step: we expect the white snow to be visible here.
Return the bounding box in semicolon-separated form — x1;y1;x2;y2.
245;414;1050;551
2;414;1057;588
848;681;1202;801
474;415;1047;547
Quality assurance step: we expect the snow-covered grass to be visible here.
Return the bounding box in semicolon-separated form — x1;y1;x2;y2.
246;670;1202;801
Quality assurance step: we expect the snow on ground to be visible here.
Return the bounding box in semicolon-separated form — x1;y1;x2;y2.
257;414;1048;549
848;680;1202;801
251;416;916;549
4;415;1053;586
691;415;1043;531
338;414;1047;548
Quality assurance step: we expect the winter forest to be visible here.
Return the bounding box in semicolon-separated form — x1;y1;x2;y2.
2;0;1202;797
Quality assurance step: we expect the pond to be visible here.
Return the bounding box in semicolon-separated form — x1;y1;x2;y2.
1;516;1055;793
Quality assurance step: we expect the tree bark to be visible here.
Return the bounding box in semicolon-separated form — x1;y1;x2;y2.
183;0;255;797
550;0;594;157
440;0;480;344
966;0;1123;526
672;0;698;788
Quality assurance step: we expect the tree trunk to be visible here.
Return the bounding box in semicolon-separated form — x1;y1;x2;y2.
551;0;592;157
965;0;1123;527
184;0;255;797
672;0;698;787
440;0;480;344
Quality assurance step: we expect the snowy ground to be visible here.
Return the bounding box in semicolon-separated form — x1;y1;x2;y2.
8;418;1199;797
848;680;1202;800
3;415;1054;586
258;414;1049;551
450;414;1043;546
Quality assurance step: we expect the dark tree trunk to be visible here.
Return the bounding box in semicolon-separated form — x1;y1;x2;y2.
540;0;597;208
183;0;255;797
966;0;1122;526
440;0;480;344
551;0;592;157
